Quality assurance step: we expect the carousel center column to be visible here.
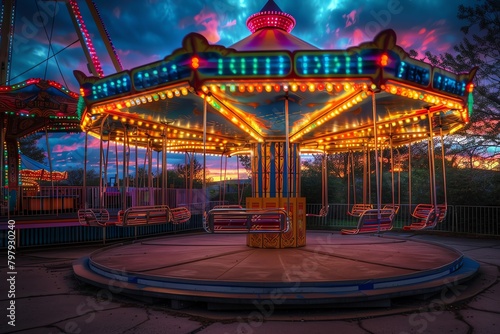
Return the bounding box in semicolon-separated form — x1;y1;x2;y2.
246;142;306;248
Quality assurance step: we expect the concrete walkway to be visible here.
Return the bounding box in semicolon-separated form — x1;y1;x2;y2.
1;232;499;334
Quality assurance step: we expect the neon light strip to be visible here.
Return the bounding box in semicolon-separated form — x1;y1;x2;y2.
68;0;104;77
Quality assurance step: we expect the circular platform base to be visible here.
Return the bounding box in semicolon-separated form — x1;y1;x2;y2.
73;232;479;309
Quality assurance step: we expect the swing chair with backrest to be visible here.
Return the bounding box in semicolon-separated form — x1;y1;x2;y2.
342;142;400;234
201;138;289;234
112;131;191;226
404;114;448;230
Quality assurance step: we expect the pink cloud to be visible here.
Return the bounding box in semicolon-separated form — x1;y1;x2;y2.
86;138;102;149
222;19;236;29
395;22;454;56
343;10;358;28
194;8;220;44
113;7;121;18
52;142;82;153
351;28;365;46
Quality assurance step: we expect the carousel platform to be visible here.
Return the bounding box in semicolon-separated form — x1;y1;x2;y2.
73;231;479;309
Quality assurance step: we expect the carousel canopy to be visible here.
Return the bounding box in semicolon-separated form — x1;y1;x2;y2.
75;0;476;156
0;78;80;138
20;154;67;182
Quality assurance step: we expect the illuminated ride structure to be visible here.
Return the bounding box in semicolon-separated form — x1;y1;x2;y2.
0;0;122;214
72;0;480;309
75;1;475;248
0;77;80;212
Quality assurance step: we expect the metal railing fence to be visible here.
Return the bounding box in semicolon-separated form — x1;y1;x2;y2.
1;201;498;249
306;203;500;236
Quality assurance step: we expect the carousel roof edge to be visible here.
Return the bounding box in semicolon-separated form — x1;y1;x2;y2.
74;29;477;107
0;78;79;99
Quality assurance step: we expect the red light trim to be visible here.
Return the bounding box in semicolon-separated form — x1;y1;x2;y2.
191;56;200;69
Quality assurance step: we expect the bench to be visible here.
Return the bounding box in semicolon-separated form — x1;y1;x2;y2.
169;206;191;224
117;205;192;226
77;208;111;227
213;204;243;209
117;205;171;226
117;205;161;223
205;208;289;233
341;208;395;235
383;204;400;214
347;204;373;217
403;204;447;230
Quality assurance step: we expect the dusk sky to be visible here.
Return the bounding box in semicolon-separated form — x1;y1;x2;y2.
6;0;473;180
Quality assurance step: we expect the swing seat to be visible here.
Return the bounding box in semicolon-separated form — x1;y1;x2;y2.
78;209;111;226
169;206;191;224
213;204;243;209
383;204;400;214
341;208;395;235
306;205;329;217
347;204;373;217
403;204;447;230
116;205;191;226
205;208;289;233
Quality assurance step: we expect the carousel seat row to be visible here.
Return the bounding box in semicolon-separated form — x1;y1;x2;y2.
117;205;191;226
77;208;111;226
78;205;191;227
341;208;396;235
347;204;374;217
204;207;289;233
403;204;447;230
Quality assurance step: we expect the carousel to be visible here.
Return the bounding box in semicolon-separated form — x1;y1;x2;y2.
0;79;79;213
75;0;475;247
73;0;479;308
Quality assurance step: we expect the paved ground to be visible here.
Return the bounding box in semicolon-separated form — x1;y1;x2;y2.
1;232;499;334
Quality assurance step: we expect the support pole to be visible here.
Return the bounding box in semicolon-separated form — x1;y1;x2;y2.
147;139;153;205
371;93;381;213
115;140;119;190
439;127;448;206
371;92;382;234
408;142;412;216
45;127;56;214
83;131;88;208
390;134;395;207
135;132;138;204
65;0;104;77
98;116;108;208
202;96;207;215
122;129;128;211
427;109;437;208
85;0;123;72
104;136;110;191
0;0;15;85
284;92;290;201
161;124;168;205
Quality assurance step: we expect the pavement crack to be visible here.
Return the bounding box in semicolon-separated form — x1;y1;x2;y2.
453;309;474;334
357;318;376;334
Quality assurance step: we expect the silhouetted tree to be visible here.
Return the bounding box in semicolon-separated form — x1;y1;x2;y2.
19;133;46;163
419;0;500;164
174;157;207;189
63;168;100;186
